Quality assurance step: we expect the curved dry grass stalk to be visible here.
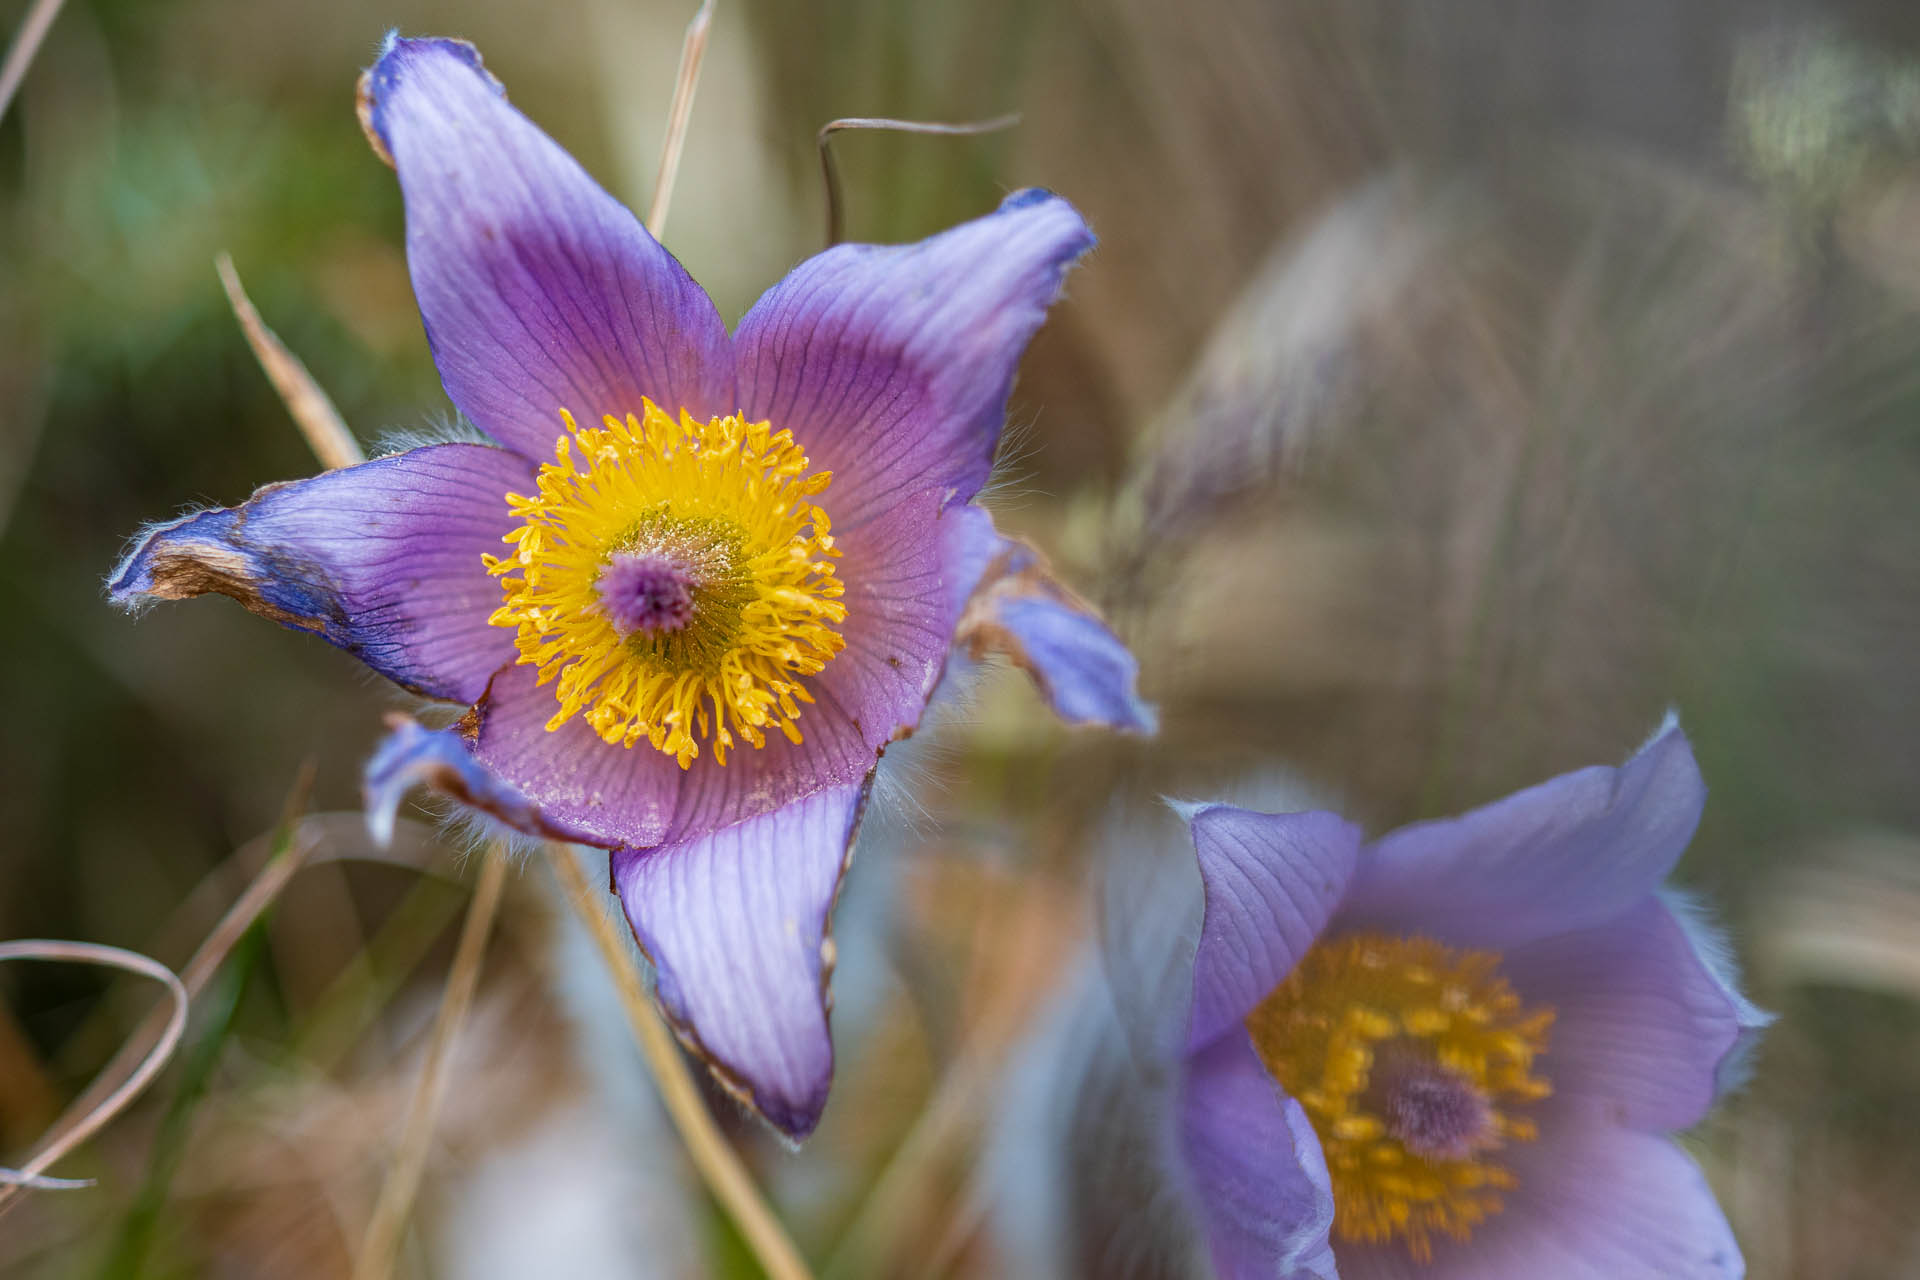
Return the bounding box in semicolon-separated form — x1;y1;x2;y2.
0;940;189;1209
816;114;1020;246
216;253;365;471
548;846;814;1280
645;0;716;239
351;842;511;1280
24;807;462;1207
34;817;324;1176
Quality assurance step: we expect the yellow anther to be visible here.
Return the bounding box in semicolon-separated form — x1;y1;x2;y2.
488;402;846;768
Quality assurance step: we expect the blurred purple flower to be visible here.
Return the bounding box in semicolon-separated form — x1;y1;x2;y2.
109;34;1151;1140
1175;718;1765;1278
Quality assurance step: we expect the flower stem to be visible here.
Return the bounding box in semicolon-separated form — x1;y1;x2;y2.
351;842;510;1280
547;845;814;1280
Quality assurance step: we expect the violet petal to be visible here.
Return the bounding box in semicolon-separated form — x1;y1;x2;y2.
108;443;529;704
1340;1126;1742;1279
1341;718;1707;950
1508;896;1762;1134
612;778;871;1141
1179;1031;1340;1280
951;518;1157;733
1183;803;1363;1051
362;36;733;460
363;717;540;845
735;189;1094;521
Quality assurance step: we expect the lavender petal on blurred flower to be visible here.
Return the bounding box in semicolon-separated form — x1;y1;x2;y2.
106;33;1151;1141
1174;717;1764;1278
992;722;1766;1279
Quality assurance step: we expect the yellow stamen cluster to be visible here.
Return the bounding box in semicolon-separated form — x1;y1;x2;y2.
486;402;846;768
1245;932;1554;1263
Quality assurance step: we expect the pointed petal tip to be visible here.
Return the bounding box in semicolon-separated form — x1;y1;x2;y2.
363;716;541;845
1655;887;1775;1099
1163;796;1210;823
1633;709;1701;784
367;33;492;88
950;527;1155;736
365;32;733;453
1347;719;1711;951
613;781;871;1145
1643;707;1686;749
996;187;1097;254
107;447;534;704
106;509;211;608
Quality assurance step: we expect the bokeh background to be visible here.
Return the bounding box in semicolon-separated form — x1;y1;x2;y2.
4;0;1920;1276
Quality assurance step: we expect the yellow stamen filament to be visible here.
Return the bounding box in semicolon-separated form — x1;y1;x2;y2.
1246;933;1554;1263
486;401;846;768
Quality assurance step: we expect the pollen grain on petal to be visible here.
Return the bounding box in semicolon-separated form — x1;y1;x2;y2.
487;402;847;768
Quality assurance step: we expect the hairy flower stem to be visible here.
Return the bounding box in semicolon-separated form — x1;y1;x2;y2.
548;845;814;1280
352;843;510;1280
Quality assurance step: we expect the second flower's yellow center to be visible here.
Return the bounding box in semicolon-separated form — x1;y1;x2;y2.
485;402;846;768
1246;932;1554;1263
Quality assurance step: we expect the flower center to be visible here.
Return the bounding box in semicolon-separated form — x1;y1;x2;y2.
1372;1056;1496;1162
1245;932;1554;1263
596;552;697;634
486;402;847;768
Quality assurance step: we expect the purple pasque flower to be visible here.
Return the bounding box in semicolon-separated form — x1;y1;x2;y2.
108;34;1152;1141
1175;719;1765;1279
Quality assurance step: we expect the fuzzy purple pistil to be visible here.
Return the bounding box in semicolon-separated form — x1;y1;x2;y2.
1378;1061;1496;1162
597;551;697;635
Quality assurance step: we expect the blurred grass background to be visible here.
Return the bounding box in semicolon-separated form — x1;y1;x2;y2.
2;0;1919;1276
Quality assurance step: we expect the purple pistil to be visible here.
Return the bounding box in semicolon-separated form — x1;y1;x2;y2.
597;552;697;635
1378;1062;1496;1162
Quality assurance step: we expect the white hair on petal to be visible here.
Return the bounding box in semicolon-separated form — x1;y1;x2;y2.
1658;885;1774;1096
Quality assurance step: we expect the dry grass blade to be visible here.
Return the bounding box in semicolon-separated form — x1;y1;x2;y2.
644;0;716;239
0;1169;93;1190
547;846;814;1280
34;773;323;1177
0;0;65;124
351;842;511;1280
0;940;188;1209
817;113;1020;247
215;253;366;471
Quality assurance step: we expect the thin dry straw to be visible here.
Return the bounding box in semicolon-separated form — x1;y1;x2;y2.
0;941;188;1206
816;114;1020;247
216;253;364;471
645;0;715;239
351;843;511;1280
548;847;814;1280
21;773;324;1181
0;0;65;124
